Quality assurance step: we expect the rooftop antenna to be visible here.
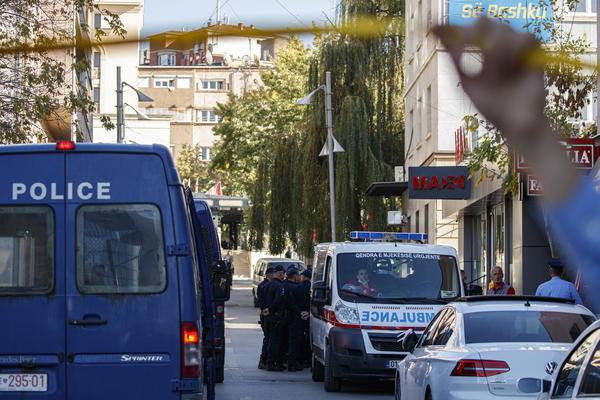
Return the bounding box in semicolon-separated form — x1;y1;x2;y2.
216;0;221;24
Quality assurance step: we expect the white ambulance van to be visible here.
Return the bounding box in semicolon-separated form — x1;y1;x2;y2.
310;231;464;392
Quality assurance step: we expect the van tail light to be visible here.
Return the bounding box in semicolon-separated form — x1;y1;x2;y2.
181;322;200;378
215;302;225;320
451;359;510;377
56;141;76;150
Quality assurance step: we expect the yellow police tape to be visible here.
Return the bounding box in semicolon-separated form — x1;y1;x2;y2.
0;15;594;72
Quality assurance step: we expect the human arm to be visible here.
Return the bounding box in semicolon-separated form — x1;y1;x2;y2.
432;19;579;205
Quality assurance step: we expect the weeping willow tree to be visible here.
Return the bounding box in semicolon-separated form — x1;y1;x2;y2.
276;0;406;257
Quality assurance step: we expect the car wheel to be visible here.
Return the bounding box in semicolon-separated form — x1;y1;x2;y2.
394;373;402;400
311;353;324;382
425;387;432;400
323;346;341;392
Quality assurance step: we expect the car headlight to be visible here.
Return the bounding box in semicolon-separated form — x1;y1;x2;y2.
334;301;360;325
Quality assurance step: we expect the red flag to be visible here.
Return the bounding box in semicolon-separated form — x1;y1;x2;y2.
206;183;222;196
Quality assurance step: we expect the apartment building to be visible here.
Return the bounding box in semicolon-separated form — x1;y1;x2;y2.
138;23;287;161
91;0;171;146
403;0;597;294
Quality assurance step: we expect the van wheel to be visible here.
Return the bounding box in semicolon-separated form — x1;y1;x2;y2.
323;347;341;392
311;354;324;382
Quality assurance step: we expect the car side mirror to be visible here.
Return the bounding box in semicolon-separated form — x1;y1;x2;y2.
212;260;232;302
312;280;328;305
402;329;418;353
517;378;552;394
468;284;483;296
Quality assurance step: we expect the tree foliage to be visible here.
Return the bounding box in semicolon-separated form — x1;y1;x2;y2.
0;0;124;143
212;1;405;256
176;144;222;193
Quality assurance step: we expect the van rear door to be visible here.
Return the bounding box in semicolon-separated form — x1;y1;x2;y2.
64;152;180;400
0;152;66;399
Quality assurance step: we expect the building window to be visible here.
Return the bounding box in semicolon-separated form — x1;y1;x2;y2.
415;210;420;233
154;77;175;88
199;80;224;90
201;147;212;161
199;110;220;123
94;13;102;29
424;204;429;242
93;87;100;103
158;53;176;66
570;0;596;12
416;97;422;141
93;52;101;68
138;76;150;88
177;77;192;89
426;85;432;135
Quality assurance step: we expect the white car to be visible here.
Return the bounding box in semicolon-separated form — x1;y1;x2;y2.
394;296;596;400
526;319;600;399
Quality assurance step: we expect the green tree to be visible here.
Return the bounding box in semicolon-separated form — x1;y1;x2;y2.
175;144;223;193
0;0;124;143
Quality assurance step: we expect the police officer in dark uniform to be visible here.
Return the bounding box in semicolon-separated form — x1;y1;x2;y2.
257;266;274;369
263;265;286;371
282;267;299;371
290;269;311;370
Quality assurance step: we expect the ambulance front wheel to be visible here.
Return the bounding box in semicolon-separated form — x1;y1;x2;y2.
323;346;341;392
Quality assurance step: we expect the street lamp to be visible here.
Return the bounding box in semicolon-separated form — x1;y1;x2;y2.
295;71;344;242
116;66;154;143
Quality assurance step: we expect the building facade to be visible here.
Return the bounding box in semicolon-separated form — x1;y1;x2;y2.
403;0;597;294
90;0;171;146
138;24;287;162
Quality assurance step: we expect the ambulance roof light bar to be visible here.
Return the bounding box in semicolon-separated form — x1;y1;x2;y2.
349;231;428;242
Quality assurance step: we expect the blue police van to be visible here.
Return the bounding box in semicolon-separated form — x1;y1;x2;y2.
193;199;230;383
0;142;230;399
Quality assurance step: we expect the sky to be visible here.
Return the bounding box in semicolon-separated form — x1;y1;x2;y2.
142;0;338;38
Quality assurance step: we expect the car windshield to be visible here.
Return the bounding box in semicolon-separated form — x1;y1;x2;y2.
464;311;595;344
336;252;460;303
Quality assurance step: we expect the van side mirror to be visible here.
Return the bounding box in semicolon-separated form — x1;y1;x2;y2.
312;280;328;305
212;260;232;302
468;284;483;296
402;329;418;353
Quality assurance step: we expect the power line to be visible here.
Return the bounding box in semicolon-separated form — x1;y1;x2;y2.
273;0;309;28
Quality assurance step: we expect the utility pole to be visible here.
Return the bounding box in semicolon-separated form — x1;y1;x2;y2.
71;4;78;142
325;71;336;242
216;0;221;24
116;66;123;144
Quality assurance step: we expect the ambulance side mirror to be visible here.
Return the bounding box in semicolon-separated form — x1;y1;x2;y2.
312;280;328;305
468;284;483;296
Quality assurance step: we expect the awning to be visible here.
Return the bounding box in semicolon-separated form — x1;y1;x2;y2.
366;182;408;197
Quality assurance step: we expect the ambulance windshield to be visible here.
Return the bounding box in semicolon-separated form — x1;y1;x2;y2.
337;252;460;303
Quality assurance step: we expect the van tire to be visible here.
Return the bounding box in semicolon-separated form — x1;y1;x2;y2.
311;354;324;382
323;346;341;392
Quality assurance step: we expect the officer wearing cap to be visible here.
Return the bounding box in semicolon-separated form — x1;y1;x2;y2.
282;267;300;371
257;266;274;369
263;265;286;371
290;269;312;369
535;259;583;305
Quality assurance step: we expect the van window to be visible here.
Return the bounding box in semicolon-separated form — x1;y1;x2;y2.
337;253;460;303
313;250;327;281
0;206;54;295
76;204;167;294
554;329;600;396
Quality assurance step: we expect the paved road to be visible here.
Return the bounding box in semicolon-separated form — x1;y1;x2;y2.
215;280;394;400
